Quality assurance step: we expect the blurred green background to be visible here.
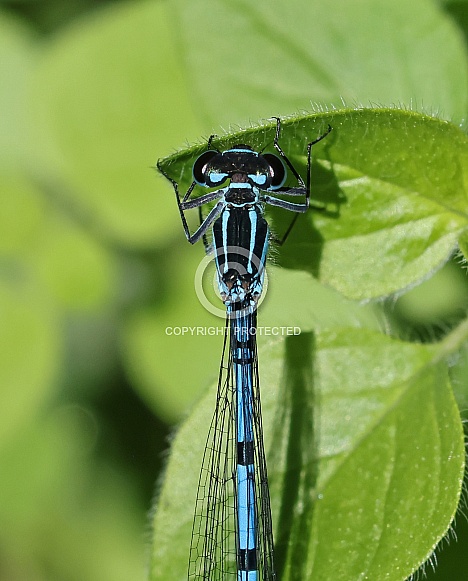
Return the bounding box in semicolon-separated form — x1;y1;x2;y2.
1;0;468;580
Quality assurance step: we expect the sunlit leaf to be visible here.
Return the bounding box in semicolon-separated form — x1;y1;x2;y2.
158;109;468;300
171;0;468;126
150;327;465;581
30;0;202;246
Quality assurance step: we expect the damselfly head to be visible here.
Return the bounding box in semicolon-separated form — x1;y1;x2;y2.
193;146;286;191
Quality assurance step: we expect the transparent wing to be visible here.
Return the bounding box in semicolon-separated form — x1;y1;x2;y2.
188;322;237;579
188;313;275;580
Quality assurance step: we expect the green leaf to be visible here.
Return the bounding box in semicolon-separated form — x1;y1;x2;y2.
394;259;468;324
150;326;464;581
172;0;468;126
1;169;114;310
457;227;468;259
0;12;36;170
30;0;202;247
28;212;114;310
449;340;468;413
0;408;146;581
122;257;382;423
121;245;223;423
0;173;44;254
158;108;468;301
0;284;60;447
259;265;381;331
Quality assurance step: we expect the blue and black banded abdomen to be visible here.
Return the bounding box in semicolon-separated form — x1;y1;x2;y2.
213;205;269;305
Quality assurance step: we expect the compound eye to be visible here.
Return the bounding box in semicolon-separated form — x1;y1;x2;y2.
263;153;286;190
193;150;218;185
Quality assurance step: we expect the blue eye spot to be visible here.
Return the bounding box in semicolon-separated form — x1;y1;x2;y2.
249;174;267;185
209;172;228;183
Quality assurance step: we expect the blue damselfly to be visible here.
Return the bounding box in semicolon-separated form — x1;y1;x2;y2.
158;118;331;580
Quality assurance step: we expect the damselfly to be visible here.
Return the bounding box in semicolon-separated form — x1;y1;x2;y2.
158;118;331;580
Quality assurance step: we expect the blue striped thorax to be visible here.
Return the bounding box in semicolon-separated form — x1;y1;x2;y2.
193;145;286;307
